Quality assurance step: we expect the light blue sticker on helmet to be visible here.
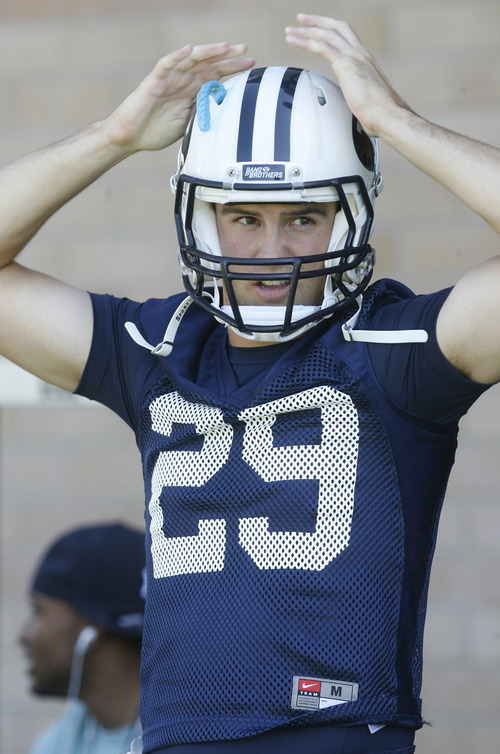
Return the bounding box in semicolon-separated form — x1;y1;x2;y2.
197;80;227;132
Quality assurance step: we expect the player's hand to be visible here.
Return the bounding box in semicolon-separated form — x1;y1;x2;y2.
105;42;255;153
285;14;411;138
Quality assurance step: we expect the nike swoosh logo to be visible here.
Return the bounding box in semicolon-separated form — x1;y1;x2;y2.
301;682;319;689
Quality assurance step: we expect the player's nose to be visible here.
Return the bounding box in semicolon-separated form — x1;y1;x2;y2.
258;224;291;259
18;618;32;647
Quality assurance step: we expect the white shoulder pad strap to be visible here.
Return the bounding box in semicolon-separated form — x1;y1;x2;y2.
341;297;428;344
124;295;195;357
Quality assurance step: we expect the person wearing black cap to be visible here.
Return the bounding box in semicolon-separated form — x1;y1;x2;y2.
19;522;146;754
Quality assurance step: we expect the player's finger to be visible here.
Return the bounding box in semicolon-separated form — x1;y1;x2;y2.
285;30;368;68
177;42;249;72
294;14;362;46
156;44;195;71
201;53;256;80
286;16;365;56
155;42;245;79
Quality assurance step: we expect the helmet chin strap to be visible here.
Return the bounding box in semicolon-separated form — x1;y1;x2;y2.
219;304;323;343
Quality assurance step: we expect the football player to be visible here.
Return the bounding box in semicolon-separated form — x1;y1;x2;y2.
2;12;500;754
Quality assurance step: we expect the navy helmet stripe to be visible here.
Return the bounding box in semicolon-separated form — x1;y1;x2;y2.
237;68;265;162
274;67;302;162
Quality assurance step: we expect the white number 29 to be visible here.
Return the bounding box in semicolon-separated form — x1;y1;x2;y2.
149;386;359;577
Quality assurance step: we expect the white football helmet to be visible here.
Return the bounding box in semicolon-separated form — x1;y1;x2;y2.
171;66;383;342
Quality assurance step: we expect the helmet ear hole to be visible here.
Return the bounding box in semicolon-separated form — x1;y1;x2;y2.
352;116;376;171
314;85;327;106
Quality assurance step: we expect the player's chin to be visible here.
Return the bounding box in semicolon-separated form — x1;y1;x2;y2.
23;663;38;687
30;673;64;697
31;679;48;696
33;683;65;698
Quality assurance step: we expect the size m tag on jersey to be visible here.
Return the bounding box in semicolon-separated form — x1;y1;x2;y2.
291;676;359;710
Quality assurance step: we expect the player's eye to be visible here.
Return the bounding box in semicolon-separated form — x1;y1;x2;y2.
237;215;259;226
291;216;313;227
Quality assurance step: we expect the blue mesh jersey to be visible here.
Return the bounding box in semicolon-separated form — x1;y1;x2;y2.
76;279;488;752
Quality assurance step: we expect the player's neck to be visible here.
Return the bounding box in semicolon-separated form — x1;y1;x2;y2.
80;648;141;729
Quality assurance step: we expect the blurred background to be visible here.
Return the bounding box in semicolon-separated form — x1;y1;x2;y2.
0;1;499;752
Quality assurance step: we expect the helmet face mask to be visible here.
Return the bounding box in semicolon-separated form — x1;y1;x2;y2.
172;66;383;342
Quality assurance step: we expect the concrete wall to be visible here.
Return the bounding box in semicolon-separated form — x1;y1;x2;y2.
0;1;499;752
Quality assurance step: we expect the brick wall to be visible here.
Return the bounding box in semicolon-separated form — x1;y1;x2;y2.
1;1;499;751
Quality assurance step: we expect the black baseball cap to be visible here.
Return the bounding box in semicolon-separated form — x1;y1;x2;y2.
32;522;146;637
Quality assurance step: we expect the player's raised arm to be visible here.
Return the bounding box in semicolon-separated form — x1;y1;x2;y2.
0;42;254;393
286;14;500;234
287;13;500;384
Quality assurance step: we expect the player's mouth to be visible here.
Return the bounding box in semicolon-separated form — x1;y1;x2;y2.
23;655;36;676
254;279;290;301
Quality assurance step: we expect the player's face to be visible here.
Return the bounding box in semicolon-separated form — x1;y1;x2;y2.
215;200;337;317
18;593;88;697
